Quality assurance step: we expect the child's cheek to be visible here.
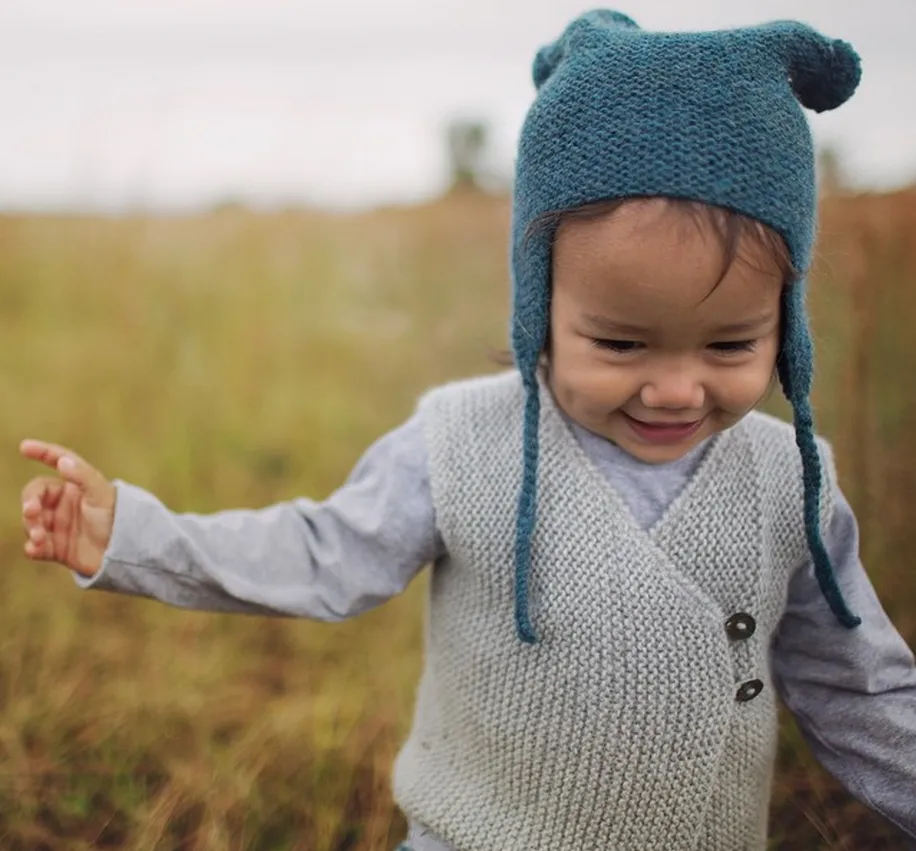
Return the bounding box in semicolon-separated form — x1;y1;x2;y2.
721;363;775;414
576;361;626;410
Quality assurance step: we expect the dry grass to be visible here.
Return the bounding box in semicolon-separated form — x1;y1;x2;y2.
0;188;914;849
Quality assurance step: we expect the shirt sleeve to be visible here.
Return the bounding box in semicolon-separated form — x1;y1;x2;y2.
75;413;445;620
771;487;916;840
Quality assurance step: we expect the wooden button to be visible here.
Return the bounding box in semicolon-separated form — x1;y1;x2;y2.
725;613;757;641
736;679;764;702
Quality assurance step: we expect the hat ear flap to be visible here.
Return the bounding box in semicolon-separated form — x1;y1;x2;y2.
532;9;641;90
767;21;861;113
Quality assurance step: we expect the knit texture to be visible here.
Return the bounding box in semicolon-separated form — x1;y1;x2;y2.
510;9;862;641
393;371;837;851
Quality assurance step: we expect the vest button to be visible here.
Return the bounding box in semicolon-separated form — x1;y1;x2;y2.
736;679;764;702
725;612;757;641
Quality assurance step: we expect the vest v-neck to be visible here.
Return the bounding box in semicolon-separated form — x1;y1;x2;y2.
566;418;713;528
544;383;733;537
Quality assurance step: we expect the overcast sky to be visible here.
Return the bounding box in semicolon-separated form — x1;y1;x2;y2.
0;0;913;212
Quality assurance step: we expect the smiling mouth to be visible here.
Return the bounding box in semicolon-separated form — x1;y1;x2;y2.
622;412;705;443
627;415;700;427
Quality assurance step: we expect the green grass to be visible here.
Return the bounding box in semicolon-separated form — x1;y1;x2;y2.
0;189;914;849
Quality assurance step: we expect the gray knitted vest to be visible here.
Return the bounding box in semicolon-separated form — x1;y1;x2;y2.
392;371;836;851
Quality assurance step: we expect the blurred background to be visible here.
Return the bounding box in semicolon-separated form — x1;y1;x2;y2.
0;1;914;849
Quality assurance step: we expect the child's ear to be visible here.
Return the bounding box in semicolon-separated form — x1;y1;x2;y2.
763;21;861;113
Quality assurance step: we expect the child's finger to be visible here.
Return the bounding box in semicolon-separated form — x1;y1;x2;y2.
20;439;85;471
21;478;64;545
24;537;55;562
20;440;111;505
21;476;64;513
56;455;112;506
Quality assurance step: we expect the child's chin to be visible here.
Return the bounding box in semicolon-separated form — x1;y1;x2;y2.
626;443;695;464
614;428;706;464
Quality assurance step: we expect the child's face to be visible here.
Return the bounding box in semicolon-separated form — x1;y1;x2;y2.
548;199;783;464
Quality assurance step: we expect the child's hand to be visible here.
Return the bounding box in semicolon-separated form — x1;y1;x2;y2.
19;440;116;577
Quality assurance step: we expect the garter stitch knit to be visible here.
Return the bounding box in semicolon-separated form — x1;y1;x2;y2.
509;10;862;642
393;370;838;851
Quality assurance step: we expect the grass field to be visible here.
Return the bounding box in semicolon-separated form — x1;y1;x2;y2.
1;189;914;850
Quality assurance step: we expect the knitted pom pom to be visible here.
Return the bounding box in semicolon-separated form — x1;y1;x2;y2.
581;8;640;32
532;9;640;89
532;42;564;89
790;37;861;113
767;22;861;113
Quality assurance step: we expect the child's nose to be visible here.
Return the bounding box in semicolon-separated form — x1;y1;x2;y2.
639;367;706;411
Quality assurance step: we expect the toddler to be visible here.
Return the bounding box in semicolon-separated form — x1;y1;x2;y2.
19;10;916;850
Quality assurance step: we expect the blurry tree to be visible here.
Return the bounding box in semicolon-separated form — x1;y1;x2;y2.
446;118;490;192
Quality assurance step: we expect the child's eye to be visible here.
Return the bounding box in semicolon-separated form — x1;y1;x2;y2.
591;339;643;353
709;340;757;354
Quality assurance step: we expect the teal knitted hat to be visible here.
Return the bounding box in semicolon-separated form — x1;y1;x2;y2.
510;10;862;643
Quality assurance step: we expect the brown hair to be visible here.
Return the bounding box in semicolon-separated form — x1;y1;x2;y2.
527;196;798;292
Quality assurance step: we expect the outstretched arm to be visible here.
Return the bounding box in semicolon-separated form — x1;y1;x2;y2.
38;414;443;619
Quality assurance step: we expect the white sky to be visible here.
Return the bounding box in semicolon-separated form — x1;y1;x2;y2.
0;0;913;212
